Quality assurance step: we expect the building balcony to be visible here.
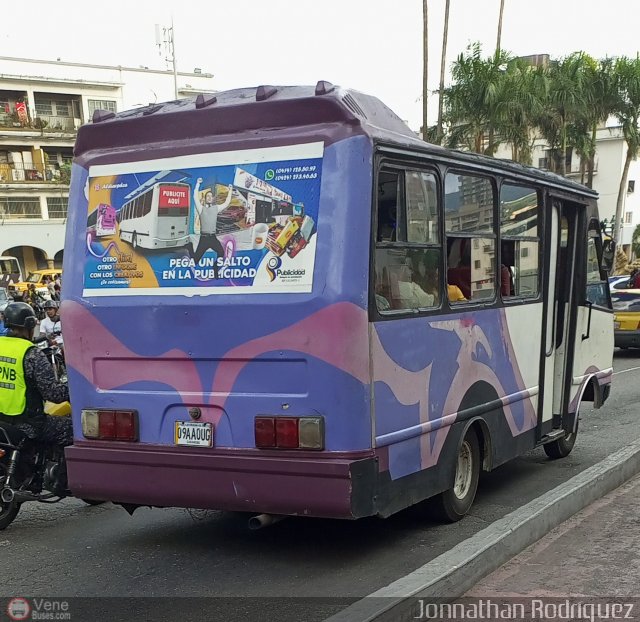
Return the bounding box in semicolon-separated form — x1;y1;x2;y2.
0;162;69;185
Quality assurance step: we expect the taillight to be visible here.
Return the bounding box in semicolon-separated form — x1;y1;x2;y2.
255;416;324;450
82;409;138;441
254;417;276;448
275;418;299;448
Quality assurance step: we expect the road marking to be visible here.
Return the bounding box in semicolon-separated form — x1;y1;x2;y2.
613;366;640;376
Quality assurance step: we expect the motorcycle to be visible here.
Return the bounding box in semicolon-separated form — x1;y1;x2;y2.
0;422;70;529
35;331;67;383
0;339;100;530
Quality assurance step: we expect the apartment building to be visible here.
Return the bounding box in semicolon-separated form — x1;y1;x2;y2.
0;55;215;275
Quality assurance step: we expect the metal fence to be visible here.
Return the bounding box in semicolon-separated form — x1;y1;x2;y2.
0;162;65;183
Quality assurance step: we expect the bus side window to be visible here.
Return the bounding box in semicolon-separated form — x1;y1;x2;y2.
500;184;540;299
445;172;496;304
377;171;400;242
586;223;610;308
374;167;441;314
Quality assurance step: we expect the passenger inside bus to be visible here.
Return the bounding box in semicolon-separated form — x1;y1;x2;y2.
377;173;399;242
500;241;516;296
447;237;472;299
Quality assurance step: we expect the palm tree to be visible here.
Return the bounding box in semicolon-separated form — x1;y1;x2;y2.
541;53;589;176
422;0;429;140
443;43;511;154
583;57;618;187
496;0;505;54
632;223;640;259
436;0;451;143
494;59;547;164
613;56;640;244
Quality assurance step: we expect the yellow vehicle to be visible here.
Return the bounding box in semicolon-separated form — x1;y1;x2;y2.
611;289;640;349
13;269;61;298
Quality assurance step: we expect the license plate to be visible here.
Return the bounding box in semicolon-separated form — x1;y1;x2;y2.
175;421;213;447
614;321;621;329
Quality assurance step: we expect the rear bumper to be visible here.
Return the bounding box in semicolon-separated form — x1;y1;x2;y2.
66;443;378;519
615;330;640;348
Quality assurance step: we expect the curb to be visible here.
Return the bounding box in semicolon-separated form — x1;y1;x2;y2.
325;439;640;622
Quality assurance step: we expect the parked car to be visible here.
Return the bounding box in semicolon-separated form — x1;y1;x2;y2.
611;289;640;349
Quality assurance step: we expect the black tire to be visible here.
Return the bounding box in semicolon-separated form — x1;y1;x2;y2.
81;499;105;506
0;470;20;530
432;427;481;522
132;232;138;250
544;422;578;459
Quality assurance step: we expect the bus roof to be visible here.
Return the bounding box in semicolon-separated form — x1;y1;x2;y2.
123;170;190;202
75;81;597;200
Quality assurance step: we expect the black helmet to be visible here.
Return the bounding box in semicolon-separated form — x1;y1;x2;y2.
4;302;37;330
43;300;59;310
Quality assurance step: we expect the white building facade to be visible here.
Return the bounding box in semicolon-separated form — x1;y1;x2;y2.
0;55;215;275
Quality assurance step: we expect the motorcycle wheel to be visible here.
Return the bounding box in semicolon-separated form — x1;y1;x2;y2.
0;470;20;530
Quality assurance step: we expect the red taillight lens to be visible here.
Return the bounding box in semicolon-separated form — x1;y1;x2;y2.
255;416;324;449
255;417;276;448
83;409;138;441
98;411;116;439
275;418;299;448
114;411;137;441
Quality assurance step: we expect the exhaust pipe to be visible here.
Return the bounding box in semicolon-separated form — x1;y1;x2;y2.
1;487;14;504
248;513;285;530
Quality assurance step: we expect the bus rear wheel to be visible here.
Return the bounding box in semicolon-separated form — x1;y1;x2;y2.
132;232;138;250
432;428;480;523
543;421;578;459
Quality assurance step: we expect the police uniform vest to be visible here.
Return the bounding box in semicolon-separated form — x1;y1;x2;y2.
0;336;33;416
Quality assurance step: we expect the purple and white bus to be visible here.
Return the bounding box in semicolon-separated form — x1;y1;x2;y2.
62;84;613;523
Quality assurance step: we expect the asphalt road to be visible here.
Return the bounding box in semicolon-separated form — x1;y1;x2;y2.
3;350;640;621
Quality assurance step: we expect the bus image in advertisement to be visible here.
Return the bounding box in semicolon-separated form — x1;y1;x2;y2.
96;203;117;237
62;83;614;526
116;176;190;251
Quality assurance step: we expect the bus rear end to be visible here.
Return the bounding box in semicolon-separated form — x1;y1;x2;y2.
63;87;376;519
153;182;190;248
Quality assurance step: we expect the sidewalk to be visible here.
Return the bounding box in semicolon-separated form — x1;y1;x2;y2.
466;473;640;598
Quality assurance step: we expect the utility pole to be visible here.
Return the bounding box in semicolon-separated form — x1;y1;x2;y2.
423;0;429;140
156;20;179;100
436;0;450;144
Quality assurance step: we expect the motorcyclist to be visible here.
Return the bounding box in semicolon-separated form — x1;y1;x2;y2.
0;302;71;447
38;300;62;346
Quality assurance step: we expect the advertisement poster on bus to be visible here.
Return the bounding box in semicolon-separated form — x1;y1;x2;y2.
83;142;323;296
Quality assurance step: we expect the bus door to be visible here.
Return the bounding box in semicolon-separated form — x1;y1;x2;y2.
541;200;576;435
541;200;612;438
566;217;614;426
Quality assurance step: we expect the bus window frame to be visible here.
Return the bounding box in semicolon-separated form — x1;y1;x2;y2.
583;217;612;312
497;181;543;305
369;158;445;322
444;168;498;307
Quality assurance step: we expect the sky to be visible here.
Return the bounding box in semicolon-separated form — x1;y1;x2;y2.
3;0;640;130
